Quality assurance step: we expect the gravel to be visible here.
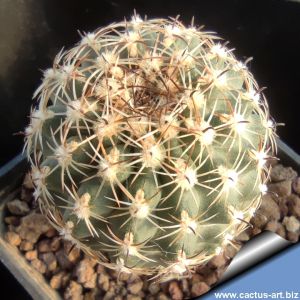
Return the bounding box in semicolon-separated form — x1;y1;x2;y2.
3;162;300;300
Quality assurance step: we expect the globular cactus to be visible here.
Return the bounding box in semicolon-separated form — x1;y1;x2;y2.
25;14;278;281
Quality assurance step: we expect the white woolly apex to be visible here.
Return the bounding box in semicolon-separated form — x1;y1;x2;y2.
180;210;197;234
130;189;150;219
142;137;165;169
218;166;239;189
263;119;275;129
165;24;182;36
74;192;91;220
175;158;198;190
54;140;79;167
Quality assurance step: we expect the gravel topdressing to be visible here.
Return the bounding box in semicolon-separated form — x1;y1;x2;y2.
3;162;300;300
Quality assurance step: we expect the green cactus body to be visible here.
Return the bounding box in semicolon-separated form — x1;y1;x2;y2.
25;15;277;281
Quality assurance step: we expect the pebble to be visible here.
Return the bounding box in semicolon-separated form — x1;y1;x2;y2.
127;295;142;300
287;194;300;217
128;278;144;295
256;194;281;222
5;231;21;246
31;258;47;274
268;180;292;197
148;282;160;295
7;199;30;216
265;221;279;232
40;252;57;272
276;223;286;239
168;281;183;300
64;281;83;300
4;216;20;226
208;253;226;269
293;177;300;195
56;249;73;270
98;272;110;291
191;281;210;297
271;164;297;182
282;216;300;233
75;258;97;288
50;271;70;289
25;250;38;261
19;240;34;251
16;213;52;243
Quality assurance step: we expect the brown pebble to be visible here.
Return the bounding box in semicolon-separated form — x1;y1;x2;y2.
204;271;218;286
7;199;30;216
128;279;144;295
236;231;250;242
251;227;262;236
103;291;115;300
31;259;47;274
64;241;81;263
168;281;183;300
282;216;300;233
209;253;226;268
276;223;286;239
287;194;300;217
191;281;210;297
293;177;300;195
148;282;160;295
268;180;292;197
45;227;57;238
55;249;73;270
38;239;52;253
271;164;297;182
64;281;83;300
157;292;170;300
265;221;279;232
40;252;57;272
75;258;97;288
84;290;98;300
50;271;70;289
5;231;21;246
98;272;110;292
127;295;142;300
16;213;52;243
4;216;20;226
256;194;281;222
19;240;34;251
287;231;299;243
25;250;38;261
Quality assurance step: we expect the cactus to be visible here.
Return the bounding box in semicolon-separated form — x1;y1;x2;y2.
25;14;278;281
